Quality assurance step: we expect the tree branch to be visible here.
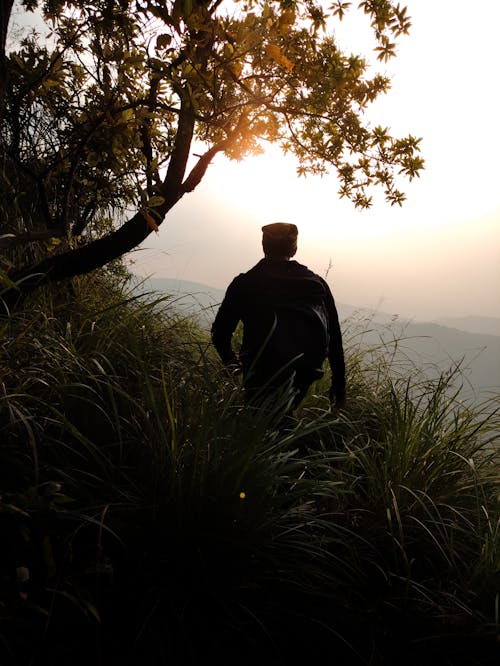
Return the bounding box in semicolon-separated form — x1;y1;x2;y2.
180;116;248;194
0;228;65;249
161;94;195;194
0;0;14;119
181;138;231;194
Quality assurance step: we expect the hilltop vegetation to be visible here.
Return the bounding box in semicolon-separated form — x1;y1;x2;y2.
1;274;499;665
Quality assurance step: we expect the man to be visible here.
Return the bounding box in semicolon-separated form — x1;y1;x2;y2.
211;222;346;409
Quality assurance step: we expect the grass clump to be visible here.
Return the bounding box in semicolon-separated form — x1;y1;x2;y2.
0;276;498;665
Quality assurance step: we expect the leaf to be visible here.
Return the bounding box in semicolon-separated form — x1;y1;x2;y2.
156;34;172;50
144;212;159;233
43;536;57;579
12;53;25;69
223;43;234;58
87;151;99;166
0;268;19;290
277;8;296;35
42;78;60;89
46;588;101;622
230;62;243;78
280;55;294;73
0;502;30;517
265;44;294;72
124;55;144;67
146;195;165;208
330;1;351;21
182;0;193;17
120;108;134;123
16;566;30;582
265;44;281;60
241;31;261;49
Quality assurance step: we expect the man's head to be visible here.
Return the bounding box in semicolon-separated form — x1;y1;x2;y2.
262;222;298;259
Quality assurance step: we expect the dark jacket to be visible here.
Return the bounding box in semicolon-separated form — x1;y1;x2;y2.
211;258;345;402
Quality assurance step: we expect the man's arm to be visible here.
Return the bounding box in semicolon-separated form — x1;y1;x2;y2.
322;279;346;406
211;278;242;367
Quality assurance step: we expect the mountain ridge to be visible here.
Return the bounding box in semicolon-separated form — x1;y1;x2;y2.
131;276;500;398
132;276;500;337
432;315;500;337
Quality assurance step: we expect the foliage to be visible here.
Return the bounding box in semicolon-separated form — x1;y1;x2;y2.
0;0;424;299
0;279;498;665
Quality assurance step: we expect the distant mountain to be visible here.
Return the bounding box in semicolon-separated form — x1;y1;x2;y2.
433;316;500;337
347;316;500;400
132;276;500;399
131;276;225;323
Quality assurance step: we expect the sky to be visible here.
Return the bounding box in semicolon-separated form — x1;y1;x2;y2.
128;0;500;322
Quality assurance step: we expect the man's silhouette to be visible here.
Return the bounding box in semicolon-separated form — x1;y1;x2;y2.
211;223;345;409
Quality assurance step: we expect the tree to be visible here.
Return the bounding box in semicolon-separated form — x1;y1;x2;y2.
0;0;423;311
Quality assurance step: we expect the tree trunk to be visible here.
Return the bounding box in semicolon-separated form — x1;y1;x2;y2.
0;0;14;119
0;199;175;313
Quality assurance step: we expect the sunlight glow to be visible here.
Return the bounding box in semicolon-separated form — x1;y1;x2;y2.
133;0;500;321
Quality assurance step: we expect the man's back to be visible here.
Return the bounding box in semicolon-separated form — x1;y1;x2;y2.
226;259;329;374
212;257;344;405
211;222;345;408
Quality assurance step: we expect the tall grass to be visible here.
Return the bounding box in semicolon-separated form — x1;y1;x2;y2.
0;276;498;665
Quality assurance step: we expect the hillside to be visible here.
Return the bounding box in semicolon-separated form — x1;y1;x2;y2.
133;276;225;323
1;276;498;665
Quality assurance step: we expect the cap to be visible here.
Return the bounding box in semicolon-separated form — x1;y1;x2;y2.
261;222;298;258
261;222;298;241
